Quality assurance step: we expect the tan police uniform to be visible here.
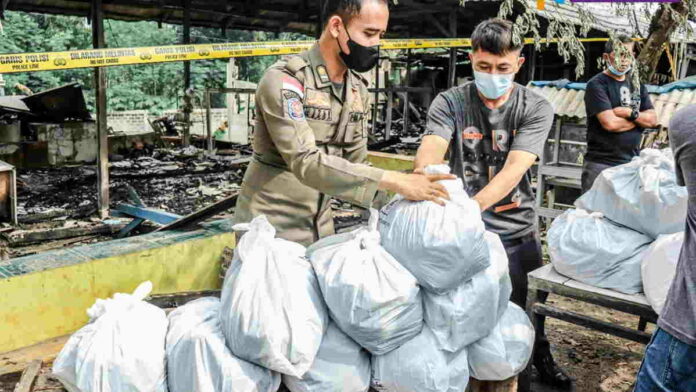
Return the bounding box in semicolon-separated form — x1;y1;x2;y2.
234;43;385;246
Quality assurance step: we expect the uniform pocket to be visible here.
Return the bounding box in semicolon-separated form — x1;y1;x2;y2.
305;118;334;144
343;112;367;144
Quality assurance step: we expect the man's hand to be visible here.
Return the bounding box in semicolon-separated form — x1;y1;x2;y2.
613;107;633;119
380;171;455;206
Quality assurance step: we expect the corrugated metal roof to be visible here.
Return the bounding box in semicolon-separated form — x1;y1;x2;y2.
530;2;694;42
528;84;696;128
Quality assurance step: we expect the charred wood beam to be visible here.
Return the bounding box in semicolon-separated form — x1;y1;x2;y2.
147;290;220;309
93;0;109;219
154;192;238;232
3;223;126;246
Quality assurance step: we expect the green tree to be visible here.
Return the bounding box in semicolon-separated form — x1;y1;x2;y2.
0;11;309;113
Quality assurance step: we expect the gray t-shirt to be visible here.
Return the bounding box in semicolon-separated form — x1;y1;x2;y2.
660;104;696;346
425;82;554;240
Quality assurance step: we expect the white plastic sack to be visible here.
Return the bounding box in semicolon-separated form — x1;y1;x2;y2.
52;281;168;392
378;164;490;294
307;210;423;355
220;215;328;378
468;303;535;381
641;232;684;314
283;323;371;392
371;326;469;392
548;209;652;294
575;148;687;238
423;231;512;352
166;297;281;392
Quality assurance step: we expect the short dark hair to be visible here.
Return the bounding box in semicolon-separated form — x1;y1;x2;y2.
321;0;388;27
604;34;632;54
471;18;522;56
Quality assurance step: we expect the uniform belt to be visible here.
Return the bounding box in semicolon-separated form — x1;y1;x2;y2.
253;152;289;170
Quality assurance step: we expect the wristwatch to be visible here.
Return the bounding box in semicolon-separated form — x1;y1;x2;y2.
628;108;640;122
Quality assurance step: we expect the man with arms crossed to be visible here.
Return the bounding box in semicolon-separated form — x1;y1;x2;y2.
581;35;657;192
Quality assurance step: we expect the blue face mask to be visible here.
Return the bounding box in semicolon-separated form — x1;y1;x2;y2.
608;63;631;76
473;70;515;99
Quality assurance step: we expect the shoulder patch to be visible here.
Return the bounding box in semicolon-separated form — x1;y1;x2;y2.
282;76;304;99
286;96;305;121
316;65;330;84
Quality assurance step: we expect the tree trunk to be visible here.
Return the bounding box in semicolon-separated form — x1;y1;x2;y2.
636;1;689;83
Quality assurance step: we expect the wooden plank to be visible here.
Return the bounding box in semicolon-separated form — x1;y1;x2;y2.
147;290;221;309
564;279;652;307
12;359;41;392
528;264;571;285
533;303;652;344
528;266;657;321
3;223;127;246
545;176;582;189
530;277;658;322
536;207;565;219
114;204;181;225
538;164;583;180
0;336;68;376
154;193;238;232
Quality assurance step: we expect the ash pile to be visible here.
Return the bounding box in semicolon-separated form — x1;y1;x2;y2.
3;146;251;258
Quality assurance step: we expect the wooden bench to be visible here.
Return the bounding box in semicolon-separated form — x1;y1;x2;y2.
519;264;658;391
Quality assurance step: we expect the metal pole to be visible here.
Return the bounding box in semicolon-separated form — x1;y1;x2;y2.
371;48;380;137
528;44;537;83
403;49;411;135
0;74;5;96
182;0;191;147
206;90;213;152
92;0;109;219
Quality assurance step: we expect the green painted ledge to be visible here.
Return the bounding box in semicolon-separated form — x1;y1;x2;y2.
0;219;235;353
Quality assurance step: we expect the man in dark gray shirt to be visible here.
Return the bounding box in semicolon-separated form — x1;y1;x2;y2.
634;105;696;392
415;18;569;390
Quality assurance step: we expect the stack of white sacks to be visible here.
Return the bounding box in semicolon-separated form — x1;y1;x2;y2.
52;165;534;392
548;149;687;308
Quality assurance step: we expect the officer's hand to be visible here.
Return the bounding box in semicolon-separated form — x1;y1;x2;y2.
381;171;455;206
613;107;632;118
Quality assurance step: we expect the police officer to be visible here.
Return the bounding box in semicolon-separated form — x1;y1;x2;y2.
234;0;453;246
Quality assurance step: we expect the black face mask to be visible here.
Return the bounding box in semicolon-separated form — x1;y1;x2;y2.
337;24;379;73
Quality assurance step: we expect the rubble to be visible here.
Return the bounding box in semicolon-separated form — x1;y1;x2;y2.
368;106;427;154
17;146;249;219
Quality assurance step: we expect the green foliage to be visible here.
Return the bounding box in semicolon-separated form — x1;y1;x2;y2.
0;11;308;113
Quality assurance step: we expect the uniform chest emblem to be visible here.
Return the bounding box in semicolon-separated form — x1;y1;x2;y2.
306;89;331;108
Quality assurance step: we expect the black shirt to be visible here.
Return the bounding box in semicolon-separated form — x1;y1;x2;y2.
584;72;654;166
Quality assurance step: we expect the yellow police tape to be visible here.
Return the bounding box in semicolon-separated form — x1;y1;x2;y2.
0;37;610;74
